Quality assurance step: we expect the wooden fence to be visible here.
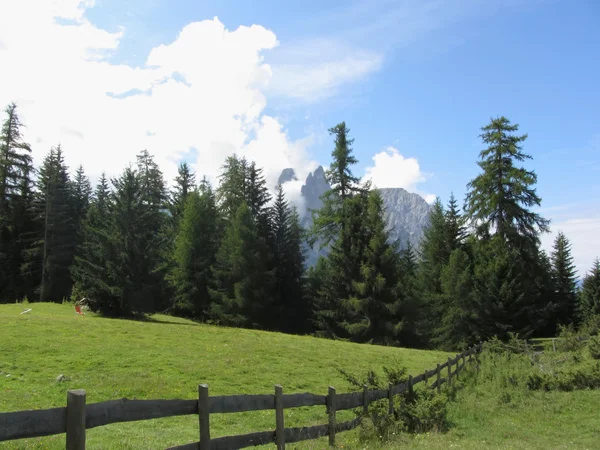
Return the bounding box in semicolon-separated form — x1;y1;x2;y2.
0;343;482;450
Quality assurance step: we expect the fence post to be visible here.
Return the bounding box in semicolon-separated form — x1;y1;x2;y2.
468;346;473;363
362;384;369;415
388;382;394;415
436;363;441;393
275;385;285;450
327;386;337;447
552;338;556;352
66;389;86;450
456;354;460;379
408;375;413;396
198;384;210;450
447;357;452;385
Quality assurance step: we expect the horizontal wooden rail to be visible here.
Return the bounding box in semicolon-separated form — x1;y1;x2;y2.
0;343;484;449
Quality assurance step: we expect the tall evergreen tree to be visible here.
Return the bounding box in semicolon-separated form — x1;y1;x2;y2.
210;201;274;328
270;185;306;333
71;164;92;242
339;190;403;344
0;103;34;302
169;185;219;318
550;231;578;327
170;162;196;225
71;173;113;307
580;259;600;322
31;146;75;302
445;193;467;254
465;117;550;250
417;199;447;295
217;155;248;221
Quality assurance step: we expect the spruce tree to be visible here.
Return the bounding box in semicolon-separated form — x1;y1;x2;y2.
71;164;92;245
417;199;447;295
270;185;306;333
33;146;76;302
169;185;219;318
170;162;196;225
465;117;549;250
217;155;248;221
210;201;274;328
550;231;578;326
339;190;403;344
580;259;600;322
0;103;34;302
445;193;466;254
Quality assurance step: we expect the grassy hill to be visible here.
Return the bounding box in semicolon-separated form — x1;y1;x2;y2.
3;303;600;450
0;302;449;449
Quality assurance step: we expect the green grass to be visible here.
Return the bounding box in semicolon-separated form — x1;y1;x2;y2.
0;303;449;449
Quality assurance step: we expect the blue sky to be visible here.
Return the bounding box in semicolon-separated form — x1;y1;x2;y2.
0;0;598;274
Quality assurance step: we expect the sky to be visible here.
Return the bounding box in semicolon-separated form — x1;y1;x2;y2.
0;0;598;276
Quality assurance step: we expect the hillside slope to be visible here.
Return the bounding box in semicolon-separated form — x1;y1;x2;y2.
0;303;448;449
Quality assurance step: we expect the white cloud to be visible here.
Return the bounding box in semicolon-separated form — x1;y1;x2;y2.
363;146;434;202
540;215;600;279
268;39;383;102
0;1;320;189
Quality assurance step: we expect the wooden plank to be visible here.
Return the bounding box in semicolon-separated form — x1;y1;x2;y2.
335;417;362;433
0;407;66;441
275;385;285;450
327;387;336;447
370;389;388;402
209;430;274;449
199;385;210;450
427;367;437;379
282;393;326;409
412;373;425;385
335;392;363;410
439;361;449;370
66;389;86;450
284;424;329;443
86;399;198;428
209;394;274;414
392;382;407;396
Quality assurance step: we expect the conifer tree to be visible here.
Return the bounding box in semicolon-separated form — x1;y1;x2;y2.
445;193;466;254
0;103;34;302
550;231;578;326
33;146;75;302
217;155;248;221
270;185;306;333
71;164;92;243
210;201;274;328
339;190;402;344
170;162;196;225
417;199;447;295
580;259;600;322
465;117;549;250
169;184;219;317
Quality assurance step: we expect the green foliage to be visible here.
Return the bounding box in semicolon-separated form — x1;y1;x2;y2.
168;187;219;318
465;116;549;249
169;162;196;225
550;231;578;327
587;335;600;360
579;259;600;322
556;324;585;353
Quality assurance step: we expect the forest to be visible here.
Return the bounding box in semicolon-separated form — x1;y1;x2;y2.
1;103;599;351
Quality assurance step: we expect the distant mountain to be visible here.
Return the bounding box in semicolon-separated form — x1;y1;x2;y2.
279;166;432;266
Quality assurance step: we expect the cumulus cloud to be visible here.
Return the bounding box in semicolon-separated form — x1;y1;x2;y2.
0;0;320;189
363;146;434;202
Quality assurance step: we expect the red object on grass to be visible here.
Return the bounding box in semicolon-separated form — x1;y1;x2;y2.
75;305;84;315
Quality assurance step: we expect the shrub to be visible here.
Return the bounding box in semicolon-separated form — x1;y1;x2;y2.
556;324;584;352
588;335;600;360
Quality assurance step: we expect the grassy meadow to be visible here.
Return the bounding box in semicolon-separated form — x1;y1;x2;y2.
2;303;600;450
0;302;448;449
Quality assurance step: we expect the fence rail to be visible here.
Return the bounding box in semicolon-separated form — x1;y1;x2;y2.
0;343;483;449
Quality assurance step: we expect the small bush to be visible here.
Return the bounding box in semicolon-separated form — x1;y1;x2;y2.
588;335;600;360
556;324;584;352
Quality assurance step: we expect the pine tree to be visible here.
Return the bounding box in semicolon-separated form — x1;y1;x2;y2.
465;117;549;250
217;155;248;221
71;164;92;243
433;248;475;350
0;103;34;302
32;146;76;303
270;185;307;333
71;174;114;309
169;185;219;318
445;193;466;254
580;259;600;322
170;162;196;225
210;201;274;328
417;199;447;295
550;231;578;327
339;190;403;344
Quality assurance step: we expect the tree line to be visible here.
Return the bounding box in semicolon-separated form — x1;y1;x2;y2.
1;103;599;349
